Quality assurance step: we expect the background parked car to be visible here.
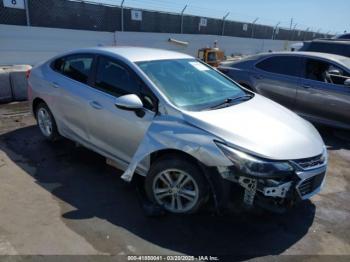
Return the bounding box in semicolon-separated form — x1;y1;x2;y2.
218;52;350;129
299;39;350;58
333;33;350;40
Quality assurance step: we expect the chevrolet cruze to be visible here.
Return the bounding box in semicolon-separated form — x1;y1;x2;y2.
28;47;327;214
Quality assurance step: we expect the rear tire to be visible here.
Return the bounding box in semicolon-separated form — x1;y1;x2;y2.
145;156;209;214
35;102;60;141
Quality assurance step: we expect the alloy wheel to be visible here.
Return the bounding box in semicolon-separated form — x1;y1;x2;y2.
37;108;53;137
152;169;199;213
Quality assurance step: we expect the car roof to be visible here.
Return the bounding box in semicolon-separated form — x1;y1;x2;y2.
246;51;350;68
73;46;193;62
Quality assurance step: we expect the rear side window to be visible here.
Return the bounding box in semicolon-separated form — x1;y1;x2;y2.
94;56;139;97
304;58;350;86
256;56;302;77
61;55;94;84
51;58;64;72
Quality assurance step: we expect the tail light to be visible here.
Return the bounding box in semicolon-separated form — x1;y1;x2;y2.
26;69;31;79
26;69;32;100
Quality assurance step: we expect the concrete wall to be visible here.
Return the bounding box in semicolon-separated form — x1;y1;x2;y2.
0;24;294;66
0;25;115;65
116;31;292;57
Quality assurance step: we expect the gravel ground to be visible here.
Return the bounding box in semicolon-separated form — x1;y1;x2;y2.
0;101;349;261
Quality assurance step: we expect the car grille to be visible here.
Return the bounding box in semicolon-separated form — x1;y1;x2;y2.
292;154;326;170
297;172;325;197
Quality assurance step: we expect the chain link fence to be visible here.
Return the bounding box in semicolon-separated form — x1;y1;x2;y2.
0;1;26;26
0;0;331;40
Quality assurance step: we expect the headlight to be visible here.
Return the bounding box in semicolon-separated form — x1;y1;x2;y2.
216;142;294;178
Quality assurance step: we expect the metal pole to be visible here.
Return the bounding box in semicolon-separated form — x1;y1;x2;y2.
24;0;30;26
289;18;293;40
251;18;258;38
272;22;280;40
316;28;321;38
291;23;297;41
304;27;310;40
121;0;125;32
180;4;187;34
221;12;230;36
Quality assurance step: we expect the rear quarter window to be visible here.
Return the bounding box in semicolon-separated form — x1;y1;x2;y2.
50;54;94;85
50;58;64;72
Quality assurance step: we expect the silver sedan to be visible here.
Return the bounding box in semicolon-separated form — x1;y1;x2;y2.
28;47;327;214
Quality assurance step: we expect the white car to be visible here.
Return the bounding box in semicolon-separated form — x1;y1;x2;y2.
28;47;327;214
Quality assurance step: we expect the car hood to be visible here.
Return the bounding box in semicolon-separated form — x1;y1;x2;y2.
182;94;324;160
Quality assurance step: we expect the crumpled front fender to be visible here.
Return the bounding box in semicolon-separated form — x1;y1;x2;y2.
121;115;232;182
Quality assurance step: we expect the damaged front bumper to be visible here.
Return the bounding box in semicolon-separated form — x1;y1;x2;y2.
218;162;327;212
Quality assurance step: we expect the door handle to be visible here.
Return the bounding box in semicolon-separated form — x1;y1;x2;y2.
89;101;103;110
51;82;60;88
302;84;312;89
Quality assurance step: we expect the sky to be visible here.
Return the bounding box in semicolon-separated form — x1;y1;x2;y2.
87;0;348;34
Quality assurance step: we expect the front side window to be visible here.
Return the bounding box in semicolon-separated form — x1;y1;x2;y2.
304;58;350;86
256;56;302;77
61;55;93;84
94;56;140;97
136;59;246;111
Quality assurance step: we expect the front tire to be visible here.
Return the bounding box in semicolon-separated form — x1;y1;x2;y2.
35;102;60;141
145;156;208;214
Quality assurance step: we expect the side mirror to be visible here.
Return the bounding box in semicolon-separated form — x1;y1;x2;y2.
115;94;143;110
344;79;350;86
328;69;341;76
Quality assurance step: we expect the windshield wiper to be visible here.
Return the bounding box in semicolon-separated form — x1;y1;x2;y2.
209;94;253;110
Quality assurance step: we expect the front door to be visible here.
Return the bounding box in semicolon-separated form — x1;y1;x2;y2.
87;55;156;164
296;58;350;127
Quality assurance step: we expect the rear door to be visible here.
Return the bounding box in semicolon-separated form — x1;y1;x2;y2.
296;57;350;127
253;55;303;110
50;54;95;141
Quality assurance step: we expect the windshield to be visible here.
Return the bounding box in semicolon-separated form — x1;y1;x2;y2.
136;59;247;111
339;57;350;69
207;52;217;62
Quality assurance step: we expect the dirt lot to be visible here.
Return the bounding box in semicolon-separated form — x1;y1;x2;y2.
0;101;349;260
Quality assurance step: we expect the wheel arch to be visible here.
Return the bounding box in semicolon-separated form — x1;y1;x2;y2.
32;97;47;118
150;148;204;167
148;148;223;209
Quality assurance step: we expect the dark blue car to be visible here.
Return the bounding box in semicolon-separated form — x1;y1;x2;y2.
219;52;350;129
